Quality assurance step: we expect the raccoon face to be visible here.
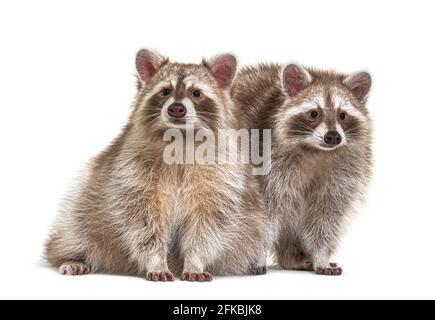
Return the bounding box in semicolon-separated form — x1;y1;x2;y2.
277;64;371;151
134;49;237;134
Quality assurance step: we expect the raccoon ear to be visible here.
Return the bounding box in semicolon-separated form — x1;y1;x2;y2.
204;54;237;89
343;72;372;102
135;49;166;84
281;64;312;97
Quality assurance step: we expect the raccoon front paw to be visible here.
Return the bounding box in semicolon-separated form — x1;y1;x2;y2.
181;272;213;282
249;266;267;275
145;271;175;282
59;261;91;276
315;265;343;276
282;261;339;272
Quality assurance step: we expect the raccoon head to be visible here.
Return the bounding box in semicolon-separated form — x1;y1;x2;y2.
276;64;371;151
133;49;237;135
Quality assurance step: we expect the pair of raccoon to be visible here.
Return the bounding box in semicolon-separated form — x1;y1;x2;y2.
45;49;372;281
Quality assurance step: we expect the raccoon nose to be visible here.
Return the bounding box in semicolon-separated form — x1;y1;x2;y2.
324;131;342;145
167;103;186;119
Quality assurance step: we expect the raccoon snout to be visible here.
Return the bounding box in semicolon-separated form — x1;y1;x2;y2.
168;103;187;119
324;131;342;146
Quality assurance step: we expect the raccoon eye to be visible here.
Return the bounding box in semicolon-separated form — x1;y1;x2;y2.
161;88;171;97
310;111;319;119
192;90;201;98
339;112;346;120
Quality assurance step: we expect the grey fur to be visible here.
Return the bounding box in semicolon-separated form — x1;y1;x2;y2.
232;63;373;275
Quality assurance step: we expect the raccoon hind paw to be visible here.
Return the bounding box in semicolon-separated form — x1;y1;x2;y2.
59;261;92;276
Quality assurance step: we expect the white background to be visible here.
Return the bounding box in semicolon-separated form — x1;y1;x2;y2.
1;0;434;300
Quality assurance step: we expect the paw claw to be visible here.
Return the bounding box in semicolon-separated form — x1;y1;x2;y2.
181;272;213;282
250;266;267;275
315;266;343;276
59;262;91;276
146;271;175;282
283;261;339;272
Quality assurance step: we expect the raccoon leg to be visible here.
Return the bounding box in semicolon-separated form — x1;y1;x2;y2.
45;227;96;274
301;210;343;276
180;248;213;282
179;216;224;282
275;233;312;271
142;248;174;282
128;231;174;282
128;238;174;282
248;250;268;275
122;205;174;281
180;245;214;282
310;247;343;276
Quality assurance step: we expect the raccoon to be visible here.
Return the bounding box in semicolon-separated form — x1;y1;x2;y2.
232;63;373;275
45;50;269;281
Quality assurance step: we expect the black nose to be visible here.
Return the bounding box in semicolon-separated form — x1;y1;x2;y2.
167;103;186;119
324;131;342;145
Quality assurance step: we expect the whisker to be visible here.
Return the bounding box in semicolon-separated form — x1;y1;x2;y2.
196;111;217;116
344;123;362;133
292;122;316;132
143;114;162;129
288;130;313;135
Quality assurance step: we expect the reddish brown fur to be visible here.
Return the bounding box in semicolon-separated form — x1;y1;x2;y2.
45;52;270;281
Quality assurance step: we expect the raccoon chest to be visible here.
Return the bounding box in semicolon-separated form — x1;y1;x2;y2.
156;179;184;222
269;169;303;213
270;163;324;216
155;166;223;219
